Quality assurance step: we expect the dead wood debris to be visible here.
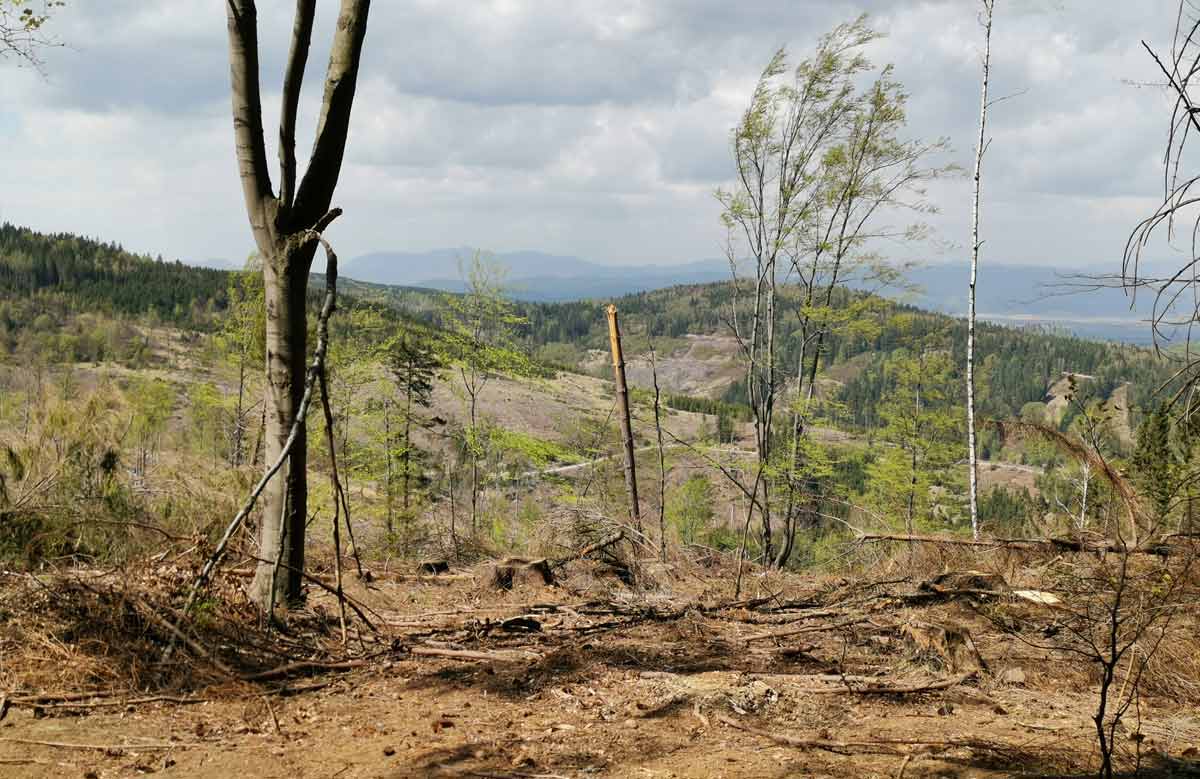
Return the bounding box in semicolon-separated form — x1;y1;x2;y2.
715;713;1009;758
409;646;544;663
856;531;1194;557
0;736;218;752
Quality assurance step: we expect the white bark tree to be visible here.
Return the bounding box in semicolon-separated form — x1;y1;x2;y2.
967;0;995;540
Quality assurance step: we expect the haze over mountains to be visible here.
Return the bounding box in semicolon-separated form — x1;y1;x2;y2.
341;249;730;302
330;248;1155;344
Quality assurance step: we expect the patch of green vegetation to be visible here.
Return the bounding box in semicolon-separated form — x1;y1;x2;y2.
490;427;582;467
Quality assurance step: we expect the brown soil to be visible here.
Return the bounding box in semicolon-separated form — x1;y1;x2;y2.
2;553;1198;779
583;334;744;400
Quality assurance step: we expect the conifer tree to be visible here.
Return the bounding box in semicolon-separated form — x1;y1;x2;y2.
386;334;443;533
1132;406;1173;523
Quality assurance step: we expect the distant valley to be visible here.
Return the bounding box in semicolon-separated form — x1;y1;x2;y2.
319;248;1156;344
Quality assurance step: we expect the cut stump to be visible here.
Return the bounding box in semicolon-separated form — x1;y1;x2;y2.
490;558;555;590
900;621;986;673
417;560;450;575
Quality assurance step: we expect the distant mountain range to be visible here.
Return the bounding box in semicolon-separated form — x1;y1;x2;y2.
901;263;1153;344
340;249;730;301
335;248;1158;344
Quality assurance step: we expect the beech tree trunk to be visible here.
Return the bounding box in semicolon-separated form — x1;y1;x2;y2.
252;247;313;607
226;0;371;611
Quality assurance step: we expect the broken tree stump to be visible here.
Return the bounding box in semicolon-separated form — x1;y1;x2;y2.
920;570;1009;595
904;570;1010;604
417;559;450;575
900;621;986;673
489;558;555;590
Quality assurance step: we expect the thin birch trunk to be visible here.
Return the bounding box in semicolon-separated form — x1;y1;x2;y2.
233;351;247;466
469;383;478;534
384;396;393;535
402;374;413;513
967;0;994;541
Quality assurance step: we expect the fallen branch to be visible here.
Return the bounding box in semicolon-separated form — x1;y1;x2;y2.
0;737;216;751
716;714;997;755
7;695;206;711
3;690;116;705
742;616;872;643
715;714;905;755
409;646;543;663
855;532;1181;557
813;672;971;696
552;530;625;569
240;659;368;682
388;572;477;583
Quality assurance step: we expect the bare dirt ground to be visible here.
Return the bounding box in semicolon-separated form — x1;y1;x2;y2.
428;370;713;451
582;335;744;400
3;550;1199;779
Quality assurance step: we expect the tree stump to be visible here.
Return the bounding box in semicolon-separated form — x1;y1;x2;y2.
489;558;554;590
417;559;450;575
900;621;986;673
919;570;1009;596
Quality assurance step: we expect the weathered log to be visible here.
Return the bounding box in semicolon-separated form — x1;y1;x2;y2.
410;646;542;662
855;531;1187;557
742;616;872;644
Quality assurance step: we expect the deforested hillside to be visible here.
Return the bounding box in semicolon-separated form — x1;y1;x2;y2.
7;2;1200;774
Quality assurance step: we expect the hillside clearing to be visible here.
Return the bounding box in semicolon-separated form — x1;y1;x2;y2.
2;549;1198;779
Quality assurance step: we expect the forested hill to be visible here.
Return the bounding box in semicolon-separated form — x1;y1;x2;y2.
0;222;230;325
0;223;1179;428
515;281;1179;429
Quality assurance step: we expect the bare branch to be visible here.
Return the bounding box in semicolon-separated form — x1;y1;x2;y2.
279;0;316;211
226;0;276;251
294;0;372;231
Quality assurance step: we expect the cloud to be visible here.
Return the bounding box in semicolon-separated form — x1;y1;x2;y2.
0;0;1187;272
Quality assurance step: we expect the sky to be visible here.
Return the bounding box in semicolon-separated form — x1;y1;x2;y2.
0;0;1189;271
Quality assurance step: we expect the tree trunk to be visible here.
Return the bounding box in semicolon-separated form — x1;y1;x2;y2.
1079;462;1090;532
967;0;994;541
402;382;413;513
607;305;641;532
384;396;394;535
469;387;479;534
250;250;309;609
232;351;247;467
226;0;371;612
447;451;459;555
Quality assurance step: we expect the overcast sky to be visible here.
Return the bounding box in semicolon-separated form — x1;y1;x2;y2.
0;1;1187;271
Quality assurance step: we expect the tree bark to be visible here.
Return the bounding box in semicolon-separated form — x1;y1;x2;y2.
403;374;413;513
251;250;311;608
967;0;994;541
469;381;479;534
225;0;372;611
607;305;641;532
384;396;394;534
